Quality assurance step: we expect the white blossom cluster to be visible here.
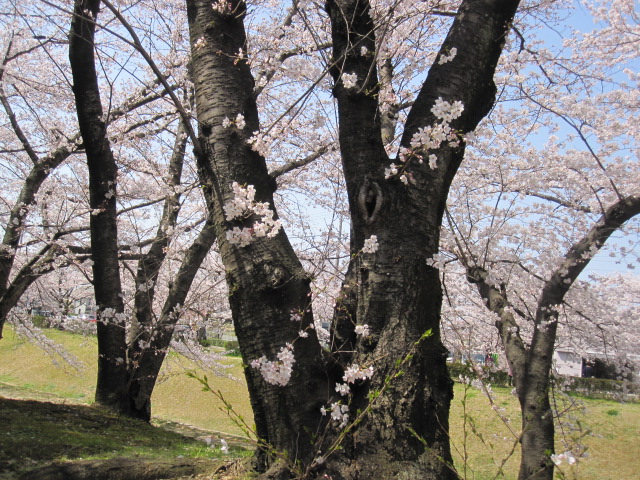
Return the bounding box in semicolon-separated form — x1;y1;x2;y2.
354;324;370;337
428;153;438;170
328;402;350;428
550;451;577;466
335;383;350;396
410;121;459;151
250;344;295;386
194;36;207;50
247;131;273;157
384;163;398;179
342;363;374;384
426;252;447;270
222;113;246;130
362;235;378;253
212;0;232;14
386;98;465;182
378;83;397;114
321;362;375;427
223;182;281;247
99;308;127;326
431;98;464;123
341;72;358;90
438;47;457;65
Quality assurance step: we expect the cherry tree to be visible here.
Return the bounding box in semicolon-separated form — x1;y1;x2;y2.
180;0;520;477
9;0;637;478
0;3;195;340
0;0;227;420
0;14;85;334
436;2;640;477
63;0;345;421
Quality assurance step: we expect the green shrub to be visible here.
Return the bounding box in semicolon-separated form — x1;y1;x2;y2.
199;338;225;348
223;340;241;357
199;338;241;356
31;315;50;329
556;375;640;400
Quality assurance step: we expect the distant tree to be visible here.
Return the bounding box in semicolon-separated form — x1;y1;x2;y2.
0;0;221;420
0;16;179;337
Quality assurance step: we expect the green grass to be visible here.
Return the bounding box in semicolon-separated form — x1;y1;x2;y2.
0;396;247;479
448;382;640;480
2;326;640;479
0;326;254;437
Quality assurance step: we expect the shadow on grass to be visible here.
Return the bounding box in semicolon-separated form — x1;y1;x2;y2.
0;395;252;480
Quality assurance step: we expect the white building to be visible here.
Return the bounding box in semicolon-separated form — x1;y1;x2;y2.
553;349;582;377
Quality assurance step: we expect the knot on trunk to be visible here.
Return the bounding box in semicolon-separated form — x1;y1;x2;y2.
258;261;288;289
357;177;383;224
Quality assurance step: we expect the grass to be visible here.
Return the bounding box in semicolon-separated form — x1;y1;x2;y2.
448;381;640;480
0;396;249;479
0;326;254;437
2;326;640;479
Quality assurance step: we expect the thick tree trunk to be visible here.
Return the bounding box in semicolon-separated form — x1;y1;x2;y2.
185;0;518;477
69;0;128;411
68;13;214;419
185;1;331;473
517;366;555;479
320;1;520;478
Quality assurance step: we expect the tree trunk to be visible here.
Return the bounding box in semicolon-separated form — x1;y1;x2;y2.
517;363;555;479
465;195;640;480
121;117;189;421
184;0;519;478
185;0;331;473
126;214;216;421
68;8;216;420
319;0;520;477
69;0;128;411
123;215;218;421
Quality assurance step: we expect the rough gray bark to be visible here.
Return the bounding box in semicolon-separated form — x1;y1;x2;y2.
69;0;128;410
466;194;640;480
185;1;330;474
185;0;519;478
320;1;520;478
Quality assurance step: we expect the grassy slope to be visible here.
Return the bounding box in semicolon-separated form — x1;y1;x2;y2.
0;327;254;437
0;396;236;479
1;327;639;479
